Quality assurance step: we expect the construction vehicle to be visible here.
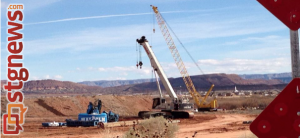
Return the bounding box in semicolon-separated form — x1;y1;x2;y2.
65;99;119;127
150;5;217;111
85;99;119;122
137;36;194;119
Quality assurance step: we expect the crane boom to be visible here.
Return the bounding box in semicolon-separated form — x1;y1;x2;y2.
137;36;178;100
151;5;202;106
137;36;195;118
151;5;217;110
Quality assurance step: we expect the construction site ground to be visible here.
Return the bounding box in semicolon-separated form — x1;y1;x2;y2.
1;95;260;138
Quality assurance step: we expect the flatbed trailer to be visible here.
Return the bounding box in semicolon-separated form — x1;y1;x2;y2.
65;119;100;127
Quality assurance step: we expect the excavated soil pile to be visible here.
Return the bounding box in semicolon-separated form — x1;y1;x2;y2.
1;95;153;118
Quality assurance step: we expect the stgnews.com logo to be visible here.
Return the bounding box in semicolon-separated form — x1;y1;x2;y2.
2;4;29;135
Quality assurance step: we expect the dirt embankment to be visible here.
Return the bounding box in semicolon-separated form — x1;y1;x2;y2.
1;95;153;118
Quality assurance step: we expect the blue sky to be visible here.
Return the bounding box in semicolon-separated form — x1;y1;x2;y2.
0;0;295;82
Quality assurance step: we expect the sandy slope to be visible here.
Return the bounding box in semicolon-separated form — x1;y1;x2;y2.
177;114;256;138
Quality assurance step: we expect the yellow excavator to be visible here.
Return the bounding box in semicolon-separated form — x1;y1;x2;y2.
151;5;217;111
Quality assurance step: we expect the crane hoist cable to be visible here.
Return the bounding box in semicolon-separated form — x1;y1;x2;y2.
152;69;153;82
153;9;155;33
162;15;205;75
136;42;143;69
139;44;143;69
139;44;142;60
150;6;154;46
136;42;138;66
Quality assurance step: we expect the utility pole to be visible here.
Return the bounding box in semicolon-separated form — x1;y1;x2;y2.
290;30;300;78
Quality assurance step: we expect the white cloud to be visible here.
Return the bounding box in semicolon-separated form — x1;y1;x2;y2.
223;35;289;47
88;67;95;71
19;24;155;55
22;6;240;26
98;68;105;71
15;12;285;56
94;64;186;79
197;58;290;74
120;72;128;76
167;16;285;41
71;66;154;80
54;75;62;79
69;57;291;81
218;35;291;61
44;75;50;79
30;76;39;80
110;77;126;80
30;74;62;80
97;66;152;76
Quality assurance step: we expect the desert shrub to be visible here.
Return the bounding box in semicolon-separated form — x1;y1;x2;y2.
219;102;238;110
124;116;178;138
242;98;259;108
258;102;268;109
218;96;274;110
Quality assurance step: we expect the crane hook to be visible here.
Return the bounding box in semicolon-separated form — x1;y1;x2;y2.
139;61;143;69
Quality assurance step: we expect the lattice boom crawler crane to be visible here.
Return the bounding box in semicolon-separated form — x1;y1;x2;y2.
151;5;217;111
137;36;194;119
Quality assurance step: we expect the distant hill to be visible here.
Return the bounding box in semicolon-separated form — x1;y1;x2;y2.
80;73;290;88
79;79;153;88
0;73;288;94
99;73;286;94
1;80;103;94
239;73;292;83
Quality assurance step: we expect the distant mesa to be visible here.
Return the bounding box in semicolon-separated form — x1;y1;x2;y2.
0;73;290;94
1;79;103;94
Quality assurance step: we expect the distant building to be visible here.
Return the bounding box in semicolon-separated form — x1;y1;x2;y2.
233;86;240;95
234;86;239;93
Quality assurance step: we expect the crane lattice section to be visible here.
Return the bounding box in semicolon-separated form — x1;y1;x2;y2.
152;6;203;106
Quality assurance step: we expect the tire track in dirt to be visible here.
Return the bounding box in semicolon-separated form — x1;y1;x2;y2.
177;114;255;138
